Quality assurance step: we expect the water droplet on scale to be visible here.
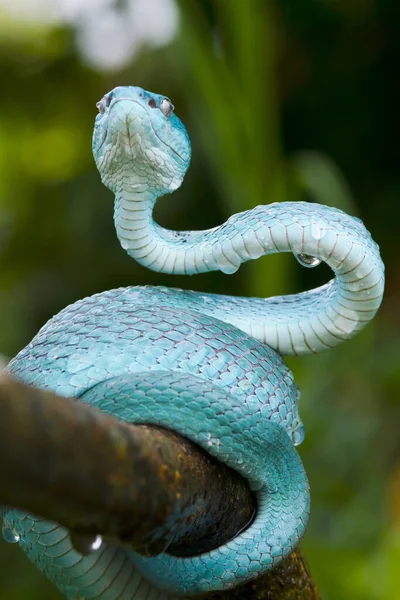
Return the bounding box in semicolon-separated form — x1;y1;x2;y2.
296;253;322;268
69;532;103;555
310;222;327;240
2;525;20;544
90;534;103;551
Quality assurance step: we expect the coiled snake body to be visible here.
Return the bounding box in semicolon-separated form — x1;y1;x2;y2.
2;87;384;598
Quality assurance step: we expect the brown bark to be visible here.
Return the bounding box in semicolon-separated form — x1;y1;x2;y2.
0;372;319;598
0;371;254;556
201;551;320;600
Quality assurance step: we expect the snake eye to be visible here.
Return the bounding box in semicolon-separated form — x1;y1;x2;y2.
160;98;174;117
105;93;113;108
96;92;113;114
148;98;157;108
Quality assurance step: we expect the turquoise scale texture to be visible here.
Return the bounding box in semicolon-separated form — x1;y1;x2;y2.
4;290;308;597
1;86;384;598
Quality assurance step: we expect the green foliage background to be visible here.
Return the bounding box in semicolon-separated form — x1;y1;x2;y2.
0;1;399;599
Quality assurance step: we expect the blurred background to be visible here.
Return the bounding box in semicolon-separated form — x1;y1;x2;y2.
0;0;399;598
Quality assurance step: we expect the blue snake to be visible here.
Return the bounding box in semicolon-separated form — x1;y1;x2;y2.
2;86;384;598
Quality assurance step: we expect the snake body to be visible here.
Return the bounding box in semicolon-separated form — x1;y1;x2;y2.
2;86;384;598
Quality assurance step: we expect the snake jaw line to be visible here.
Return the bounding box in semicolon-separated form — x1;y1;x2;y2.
93;87;191;198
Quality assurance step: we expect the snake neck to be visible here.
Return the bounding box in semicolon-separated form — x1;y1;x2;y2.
114;181;155;256
114;178;220;274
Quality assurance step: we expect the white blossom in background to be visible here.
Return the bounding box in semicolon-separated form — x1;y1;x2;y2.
0;0;179;71
76;5;138;71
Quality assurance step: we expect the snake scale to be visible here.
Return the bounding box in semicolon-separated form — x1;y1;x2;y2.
2;86;384;598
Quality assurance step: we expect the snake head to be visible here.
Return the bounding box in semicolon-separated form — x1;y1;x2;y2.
92;86;191;194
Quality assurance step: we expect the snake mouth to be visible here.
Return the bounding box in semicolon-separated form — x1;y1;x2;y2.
95;97;185;163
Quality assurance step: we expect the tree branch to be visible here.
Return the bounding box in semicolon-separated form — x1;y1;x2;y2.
0;372;319;599
202;551;320;600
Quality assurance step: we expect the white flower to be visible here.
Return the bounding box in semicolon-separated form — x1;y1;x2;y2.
0;0;179;71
